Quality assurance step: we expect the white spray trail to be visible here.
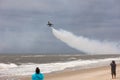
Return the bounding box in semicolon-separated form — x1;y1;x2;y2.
52;28;120;54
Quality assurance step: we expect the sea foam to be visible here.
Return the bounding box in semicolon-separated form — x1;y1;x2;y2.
0;57;120;76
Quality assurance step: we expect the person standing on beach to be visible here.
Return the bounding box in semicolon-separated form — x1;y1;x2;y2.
110;60;116;79
32;67;44;80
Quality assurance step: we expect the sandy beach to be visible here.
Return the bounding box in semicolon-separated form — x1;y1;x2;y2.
1;64;120;80
45;65;120;80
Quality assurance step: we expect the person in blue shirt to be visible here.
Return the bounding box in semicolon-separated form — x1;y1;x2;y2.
32;67;44;80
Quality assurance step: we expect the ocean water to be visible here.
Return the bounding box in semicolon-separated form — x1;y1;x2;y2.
0;54;120;76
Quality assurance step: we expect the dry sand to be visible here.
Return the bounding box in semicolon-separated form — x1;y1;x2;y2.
1;64;120;80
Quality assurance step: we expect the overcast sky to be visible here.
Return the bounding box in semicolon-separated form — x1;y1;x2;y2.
0;0;120;54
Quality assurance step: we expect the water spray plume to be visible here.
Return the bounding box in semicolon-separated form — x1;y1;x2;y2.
52;28;120;54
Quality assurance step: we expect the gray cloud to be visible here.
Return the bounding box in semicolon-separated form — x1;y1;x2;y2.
0;0;120;54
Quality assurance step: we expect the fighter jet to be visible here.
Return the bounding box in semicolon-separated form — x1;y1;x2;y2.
47;21;53;27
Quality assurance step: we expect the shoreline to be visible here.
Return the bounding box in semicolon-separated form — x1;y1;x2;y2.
1;64;120;80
